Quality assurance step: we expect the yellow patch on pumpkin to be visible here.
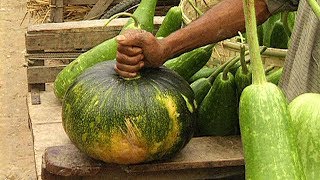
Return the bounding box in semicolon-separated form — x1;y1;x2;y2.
89;118;149;164
156;94;181;152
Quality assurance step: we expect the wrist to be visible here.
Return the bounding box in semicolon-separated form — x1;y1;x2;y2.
158;38;174;64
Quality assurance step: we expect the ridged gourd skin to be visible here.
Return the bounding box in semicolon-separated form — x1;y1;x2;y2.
62;60;196;165
54;0;158;100
196;73;238;136
239;83;305;180
289;93;320;180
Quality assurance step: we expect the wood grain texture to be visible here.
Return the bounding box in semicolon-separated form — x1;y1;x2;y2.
84;0;113;20
26;17;164;52
43;136;244;177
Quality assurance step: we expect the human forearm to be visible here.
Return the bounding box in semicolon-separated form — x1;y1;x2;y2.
160;0;271;59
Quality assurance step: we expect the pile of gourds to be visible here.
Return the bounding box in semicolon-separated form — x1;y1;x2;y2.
53;1;320;179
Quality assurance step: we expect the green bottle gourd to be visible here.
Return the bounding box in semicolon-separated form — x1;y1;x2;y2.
155;6;182;38
188;66;216;83
164;44;214;81
266;67;283;85
289;93;320;180
239;0;304;179
196;55;240;136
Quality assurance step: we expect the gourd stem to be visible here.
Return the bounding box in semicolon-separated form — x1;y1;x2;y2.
307;0;320;19
208;57;235;83
281;11;291;37
239;44;249;74
222;51;246;80
105;12;141;28
243;0;267;84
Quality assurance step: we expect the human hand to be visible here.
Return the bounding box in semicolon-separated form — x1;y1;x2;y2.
115;29;169;78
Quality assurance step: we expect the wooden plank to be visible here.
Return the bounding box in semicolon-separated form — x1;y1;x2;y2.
28;91;62;124
28;65;66;84
26;52;81;61
84;0;114;20
50;0;64;23
43;136;244;178
33;123;71;177
28;90;69;176
42;164;244;179
26;17;164;52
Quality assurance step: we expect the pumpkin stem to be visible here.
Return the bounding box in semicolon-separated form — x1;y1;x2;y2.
242;0;266;84
105;12;141;28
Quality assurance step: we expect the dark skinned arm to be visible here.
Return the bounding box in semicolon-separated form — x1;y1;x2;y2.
115;0;271;78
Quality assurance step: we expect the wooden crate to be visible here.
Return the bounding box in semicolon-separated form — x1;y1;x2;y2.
49;0;179;22
26;17;165;105
25;18;245;179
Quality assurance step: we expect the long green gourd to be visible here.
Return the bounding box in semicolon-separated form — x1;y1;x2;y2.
239;0;304;179
266;67;283;85
54;0;158;100
155;6;183;38
289;93;320;180
164;44;214;81
307;0;320;19
188;66;216;83
261;13;280;47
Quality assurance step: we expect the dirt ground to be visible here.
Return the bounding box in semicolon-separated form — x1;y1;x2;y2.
0;0;37;179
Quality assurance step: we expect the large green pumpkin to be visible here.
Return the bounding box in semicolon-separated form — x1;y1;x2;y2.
62;60;196;164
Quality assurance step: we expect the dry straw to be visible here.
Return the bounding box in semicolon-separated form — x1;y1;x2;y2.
26;0;93;23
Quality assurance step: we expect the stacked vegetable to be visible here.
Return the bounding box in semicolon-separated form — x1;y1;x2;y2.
55;0;320;174
241;11;296;49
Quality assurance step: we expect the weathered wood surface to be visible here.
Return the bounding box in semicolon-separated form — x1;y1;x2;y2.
42;136;244;179
50;0;64;23
84;0;114;20
27;88;70;177
28;65;66;84
26;17;164;52
213;41;287;67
